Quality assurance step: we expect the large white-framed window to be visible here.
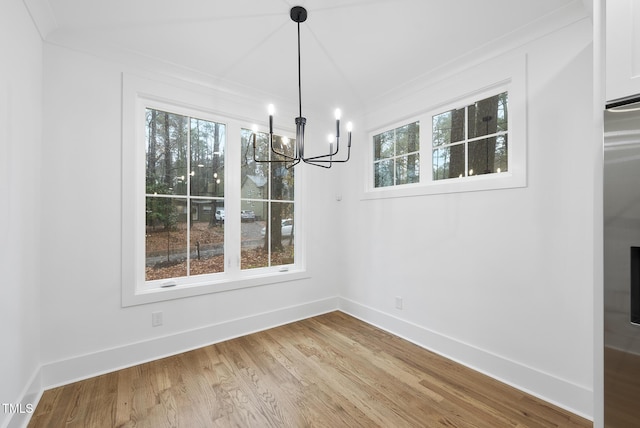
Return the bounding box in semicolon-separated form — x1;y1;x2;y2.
364;55;526;199
122;73;307;307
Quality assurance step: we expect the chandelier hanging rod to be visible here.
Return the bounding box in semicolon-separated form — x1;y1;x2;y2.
252;6;353;169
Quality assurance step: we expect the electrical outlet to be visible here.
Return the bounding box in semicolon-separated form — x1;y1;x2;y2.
395;296;403;310
152;311;163;327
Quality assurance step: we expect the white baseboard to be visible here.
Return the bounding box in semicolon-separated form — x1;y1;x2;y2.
3;367;43;428
41;297;338;390
338;297;593;421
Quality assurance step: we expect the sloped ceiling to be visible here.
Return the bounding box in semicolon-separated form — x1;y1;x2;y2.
25;0;589;114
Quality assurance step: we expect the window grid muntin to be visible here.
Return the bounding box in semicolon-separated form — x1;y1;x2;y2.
144;108;227;282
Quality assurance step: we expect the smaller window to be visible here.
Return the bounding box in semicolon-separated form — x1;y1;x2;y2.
432;92;508;180
373;122;420;188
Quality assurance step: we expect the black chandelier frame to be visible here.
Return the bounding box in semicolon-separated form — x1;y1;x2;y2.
252;6;352;169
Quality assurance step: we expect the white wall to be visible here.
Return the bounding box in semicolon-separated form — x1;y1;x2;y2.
339;18;595;418
39;44;344;386
0;0;43;426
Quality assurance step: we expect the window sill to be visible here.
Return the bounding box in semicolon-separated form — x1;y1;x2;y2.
122;268;309;307
362;170;526;200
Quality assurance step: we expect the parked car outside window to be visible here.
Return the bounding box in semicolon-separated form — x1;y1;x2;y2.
240;210;256;222
261;219;293;237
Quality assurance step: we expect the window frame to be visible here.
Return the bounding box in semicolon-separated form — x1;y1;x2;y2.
122;73;307;307
363;55;526;199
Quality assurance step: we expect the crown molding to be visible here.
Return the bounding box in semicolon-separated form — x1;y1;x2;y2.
22;0;57;40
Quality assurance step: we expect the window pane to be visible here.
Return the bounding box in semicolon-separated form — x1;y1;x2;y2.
496;92;508;133
397;122;420;155
375;159;394;187
432;108;464;146
374;130;394;160
269;202;294;266
243;202;294;270
467;92;508;139
241;129;270;179
190;118;225;198
272;134;295;162
145;197;188;280
468;135;509;175
396;154;420;185
270;163;294;201
432;144;466;180
240;199;264;269
145;109;188;196
189;198;225;276
240;129;295;270
495;134;508;172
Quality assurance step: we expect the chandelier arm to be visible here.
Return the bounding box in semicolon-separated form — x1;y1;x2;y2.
253;151;297;164
269;131;299;161
301;131;351;162
252;133;297;164
303;148;350;164
303;158;333;169
285;158;302;169
269;141;296;160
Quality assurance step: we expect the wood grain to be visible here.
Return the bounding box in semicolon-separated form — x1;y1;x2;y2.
604;346;640;427
28;311;591;427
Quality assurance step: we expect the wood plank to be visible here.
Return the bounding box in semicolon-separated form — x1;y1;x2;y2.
28;312;591;428
604;346;640;427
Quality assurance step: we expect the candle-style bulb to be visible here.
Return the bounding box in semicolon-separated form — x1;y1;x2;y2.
334;108;342;120
346;121;353;132
251;124;258;133
268;104;274;135
327;133;334;143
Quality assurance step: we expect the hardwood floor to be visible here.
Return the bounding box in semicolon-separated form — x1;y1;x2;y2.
29;312;591;427
604;346;640;427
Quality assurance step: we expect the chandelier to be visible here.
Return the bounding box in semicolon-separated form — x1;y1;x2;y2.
253;6;353;169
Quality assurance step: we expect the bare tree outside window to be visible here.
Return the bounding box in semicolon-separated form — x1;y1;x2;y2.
432;92;508;180
373;122;420;188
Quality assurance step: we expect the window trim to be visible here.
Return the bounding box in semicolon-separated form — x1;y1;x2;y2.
122;73;307;307
363;55;526;199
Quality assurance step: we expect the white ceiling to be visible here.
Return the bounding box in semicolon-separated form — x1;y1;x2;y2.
27;0;590;114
